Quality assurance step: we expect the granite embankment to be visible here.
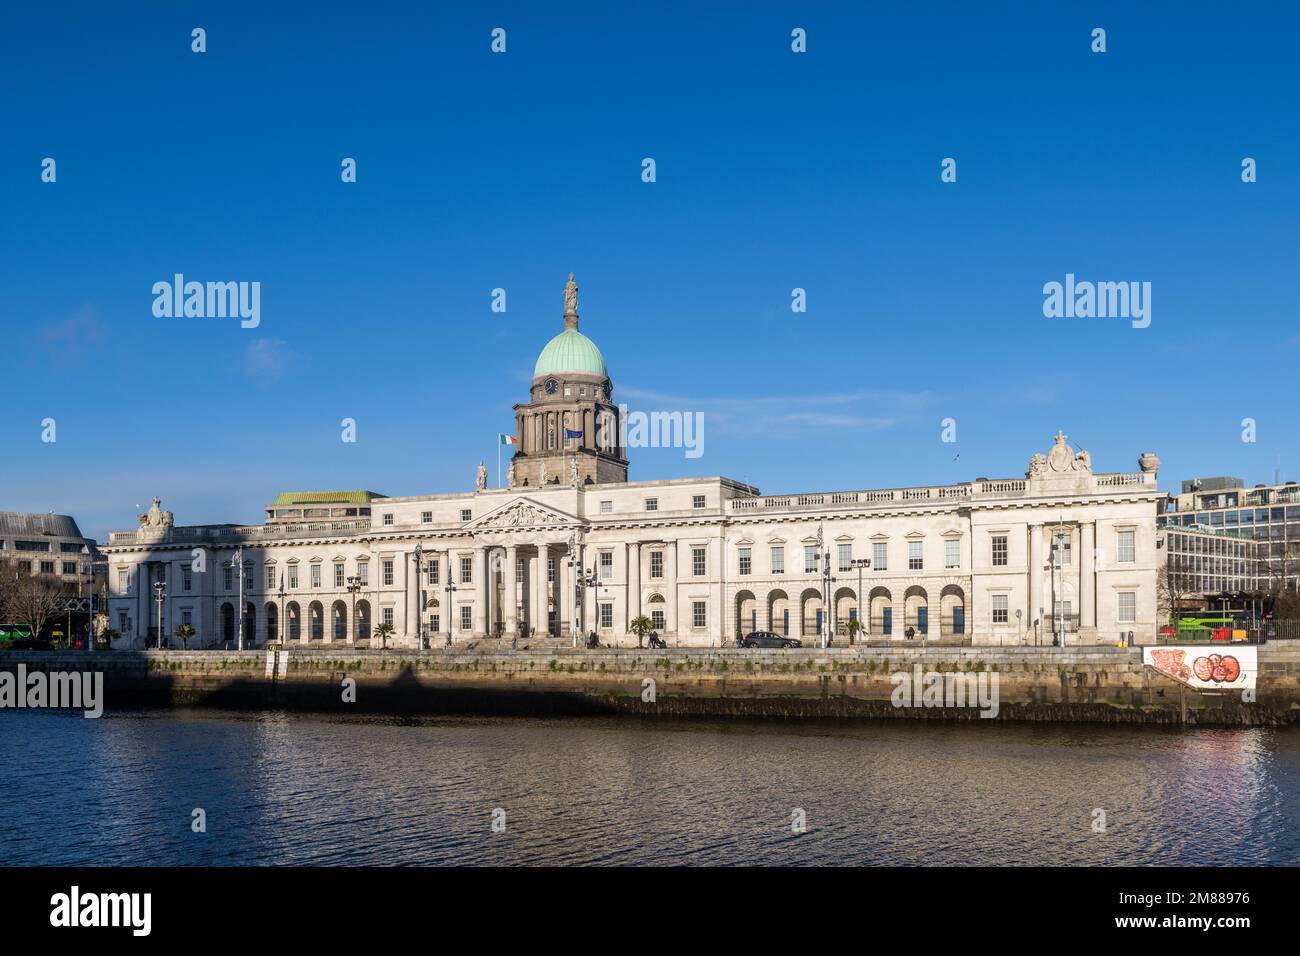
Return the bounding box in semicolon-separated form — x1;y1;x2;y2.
3;645;1298;725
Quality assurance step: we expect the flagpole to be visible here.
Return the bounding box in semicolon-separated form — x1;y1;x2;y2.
497;438;501;489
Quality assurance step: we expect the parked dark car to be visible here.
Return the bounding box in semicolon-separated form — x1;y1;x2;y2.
2;638;54;651
738;631;801;649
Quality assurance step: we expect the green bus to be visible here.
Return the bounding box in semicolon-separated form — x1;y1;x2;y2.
1163;615;1242;641
0;623;36;645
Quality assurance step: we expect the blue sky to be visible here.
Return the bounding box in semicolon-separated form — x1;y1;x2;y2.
3;2;1298;541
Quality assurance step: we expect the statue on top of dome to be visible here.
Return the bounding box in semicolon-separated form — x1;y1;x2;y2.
564;272;578;317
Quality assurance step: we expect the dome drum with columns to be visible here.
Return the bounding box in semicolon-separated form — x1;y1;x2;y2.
511;273;629;488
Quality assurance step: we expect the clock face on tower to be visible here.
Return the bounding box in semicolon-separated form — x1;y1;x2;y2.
544;378;559;395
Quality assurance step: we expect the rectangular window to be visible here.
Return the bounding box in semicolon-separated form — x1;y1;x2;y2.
992;535;1008;567
382;513;393;526
429;613;439;633
118;569;129;593
944;539;960;569
382;607;394;626
182;609;192;627
992;594;1008;624
908;541;923;571
183;567;192;592
61;561;76;575
421;510;432;523
738;547;752;576
600;551;613;580
804;546;818;574
357;563;369;586
548;558;556;584
645;498;658;512
289;566;300;589
460;606;472;631
428;562;439;585
771;546;784;574
650;551;663;579
600;500;612;514
461;557;473;584
692;547;706;576
1118;591;1136;623
266;566;277;590
223;566;233;591
461;509;472;522
335;564;345;588
382;560;394;586
838;543;852;572
692;601;706;628
692;495;705;509
1117;530;1136;563
311;564;322;589
873;542;887;571
1052;532;1071;566
600;603;613;629
651;609;665;630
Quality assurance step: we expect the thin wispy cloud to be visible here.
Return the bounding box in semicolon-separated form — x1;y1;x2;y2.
36;305;106;361
241;338;301;379
617;386;935;437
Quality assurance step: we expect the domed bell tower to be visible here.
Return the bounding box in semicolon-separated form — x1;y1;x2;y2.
509;274;629;489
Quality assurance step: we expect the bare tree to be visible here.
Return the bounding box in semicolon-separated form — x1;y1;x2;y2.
1156;549;1192;637
0;558;74;641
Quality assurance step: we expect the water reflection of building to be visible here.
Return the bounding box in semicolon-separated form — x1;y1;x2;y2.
103;278;1163;649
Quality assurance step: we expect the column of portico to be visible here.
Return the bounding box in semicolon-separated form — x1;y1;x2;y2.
472;546;489;639
530;547;544;637
626;542;641;634
1080;522;1096;635
137;562;149;648
504;545;519;639
664;543;678;638
436;550;450;641
560;548;573;641
1028;524;1043;640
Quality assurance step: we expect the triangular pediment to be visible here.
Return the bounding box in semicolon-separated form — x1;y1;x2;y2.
466;496;581;531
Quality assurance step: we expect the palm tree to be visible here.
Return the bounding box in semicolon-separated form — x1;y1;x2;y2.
845;618;863;646
172;623;196;650
374;620;395;649
629;614;654;648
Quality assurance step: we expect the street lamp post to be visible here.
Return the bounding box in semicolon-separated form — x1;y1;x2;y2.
567;535;579;648
234;546;245;651
279;576;287;645
444;573;458;647
82;545;93;653
346;575;361;645
851;558;871;643
413;544;426;650
153;581;166;650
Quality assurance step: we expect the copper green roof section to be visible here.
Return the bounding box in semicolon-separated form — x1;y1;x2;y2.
533;328;607;378
273;491;385;505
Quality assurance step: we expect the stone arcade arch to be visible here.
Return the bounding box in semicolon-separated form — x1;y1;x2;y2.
331;600;348;642
265;602;279;644
799;587;823;638
869;586;893;637
735;590;757;638
286;601;302;642
767;589;790;636
904;585;929;638
939;584;966;639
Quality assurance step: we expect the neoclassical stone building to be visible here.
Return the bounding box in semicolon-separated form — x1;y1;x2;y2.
104;278;1163;649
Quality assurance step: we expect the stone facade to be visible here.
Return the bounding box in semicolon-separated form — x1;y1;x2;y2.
102;282;1163;650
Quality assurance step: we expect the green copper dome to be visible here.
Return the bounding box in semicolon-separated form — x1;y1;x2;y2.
533;327;607;378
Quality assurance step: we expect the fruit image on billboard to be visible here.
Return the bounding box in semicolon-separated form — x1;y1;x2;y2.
1143;646;1257;691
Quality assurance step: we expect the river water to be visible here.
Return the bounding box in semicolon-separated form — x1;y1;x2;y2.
1;710;1295;866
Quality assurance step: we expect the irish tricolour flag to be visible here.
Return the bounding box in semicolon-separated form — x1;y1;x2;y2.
499;434;518;445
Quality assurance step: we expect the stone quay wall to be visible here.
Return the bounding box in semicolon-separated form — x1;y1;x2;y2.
3;645;1298;726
